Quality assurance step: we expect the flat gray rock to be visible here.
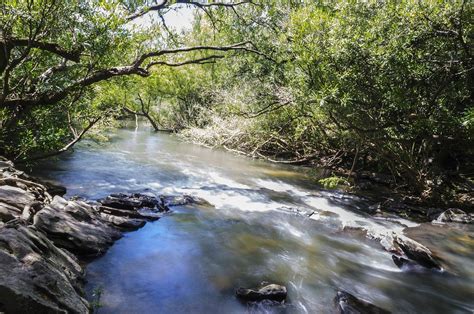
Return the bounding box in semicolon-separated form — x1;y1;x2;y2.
0;225;89;313
100;212;146;230
0;185;36;210
34;196;121;255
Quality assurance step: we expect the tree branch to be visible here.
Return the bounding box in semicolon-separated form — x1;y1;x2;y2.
126;0;169;21
5;38;83;62
126;0;253;22
134;41;260;65
146;55;224;69
2;42;265;110
24;116;102;162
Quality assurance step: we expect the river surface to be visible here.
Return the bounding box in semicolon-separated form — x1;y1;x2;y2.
31;126;474;314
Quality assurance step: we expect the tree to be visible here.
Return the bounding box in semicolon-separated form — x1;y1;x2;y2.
0;0;257;160
173;1;474;200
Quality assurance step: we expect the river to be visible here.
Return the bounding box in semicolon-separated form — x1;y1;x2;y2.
31;126;474;313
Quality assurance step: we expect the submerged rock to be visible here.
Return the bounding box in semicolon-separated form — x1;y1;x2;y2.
391;255;425;271
334;291;390;314
435;208;472;224
0;225;89;313
394;236;442;270
163;194;211;207
236;284;287;302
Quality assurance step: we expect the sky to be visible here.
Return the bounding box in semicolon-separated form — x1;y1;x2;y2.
163;4;195;32
129;4;196;33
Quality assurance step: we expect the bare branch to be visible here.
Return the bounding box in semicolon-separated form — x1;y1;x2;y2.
146;55;224;69
122;95;172;132
239;101;291;118
25;116;102;162
136;41;272;65
126;0;253;22
126;0;169;21
176;0;252;8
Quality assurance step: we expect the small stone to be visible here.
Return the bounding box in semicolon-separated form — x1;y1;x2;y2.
435;208;472;224
236;283;287;302
394;235;442;270
334;290;390;314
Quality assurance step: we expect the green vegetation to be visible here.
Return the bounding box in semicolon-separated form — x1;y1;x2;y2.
319;176;349;190
90;285;104;313
1;1;472;204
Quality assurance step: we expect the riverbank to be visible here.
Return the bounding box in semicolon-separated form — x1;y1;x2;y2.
0;157;200;313
0;149;472;313
178;128;473;222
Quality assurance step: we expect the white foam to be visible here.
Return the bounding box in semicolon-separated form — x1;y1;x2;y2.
254;179;307;197
175;187;280;212
304;195;419;244
159;172;420;250
207;171;250;189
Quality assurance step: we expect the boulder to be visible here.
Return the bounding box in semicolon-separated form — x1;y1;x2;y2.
99;193;142;210
99;206;161;221
0;185;36;210
394;236;442;270
98;193;168;212
33;196;121;256
0;225;89;313
435;208;472;224
334;291;390;314
236;284;287;302
0;202;20;222
99;212;146;231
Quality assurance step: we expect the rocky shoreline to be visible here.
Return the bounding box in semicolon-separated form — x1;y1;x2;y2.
0;158;202;313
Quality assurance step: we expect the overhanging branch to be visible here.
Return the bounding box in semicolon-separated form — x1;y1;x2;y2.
24;116;102;162
5;38;83;62
126;0;253;22
146;55;224;69
2;42;266;110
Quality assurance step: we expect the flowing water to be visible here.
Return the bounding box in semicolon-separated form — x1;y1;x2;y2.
31;126;474;314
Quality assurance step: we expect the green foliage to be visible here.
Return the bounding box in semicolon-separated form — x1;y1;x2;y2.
178;0;473;198
318;176;348;190
1;0;472;200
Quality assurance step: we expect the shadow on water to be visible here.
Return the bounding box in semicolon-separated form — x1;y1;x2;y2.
30;127;474;314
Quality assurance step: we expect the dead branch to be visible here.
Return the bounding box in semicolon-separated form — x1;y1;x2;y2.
24;116;102;162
